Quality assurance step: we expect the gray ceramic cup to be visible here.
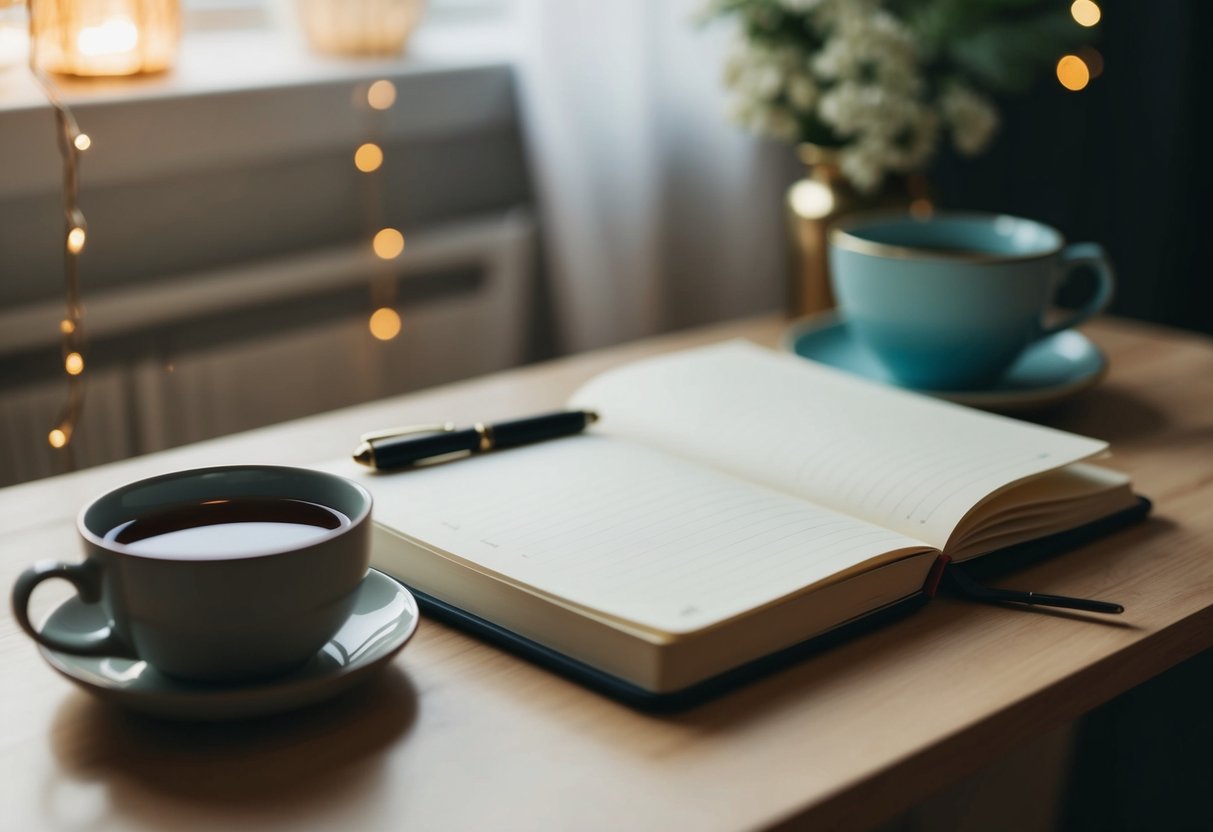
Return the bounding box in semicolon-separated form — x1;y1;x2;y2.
11;465;372;683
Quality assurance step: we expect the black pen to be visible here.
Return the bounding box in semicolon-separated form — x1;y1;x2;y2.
353;410;599;470
946;567;1124;615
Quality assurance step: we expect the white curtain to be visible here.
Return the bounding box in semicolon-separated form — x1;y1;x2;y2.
513;0;795;353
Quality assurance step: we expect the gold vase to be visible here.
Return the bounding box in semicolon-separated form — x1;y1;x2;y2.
297;0;426;57
786;144;928;318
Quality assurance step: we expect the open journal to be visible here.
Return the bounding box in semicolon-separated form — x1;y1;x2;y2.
321;341;1144;704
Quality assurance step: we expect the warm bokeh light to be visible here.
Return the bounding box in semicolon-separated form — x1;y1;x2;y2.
1056;55;1090;91
368;307;402;341
909;198;934;219
66;226;86;253
373;227;405;259
30;0;180;76
73;133;92;151
367;79;397;110
48;428;68;448
1070;0;1101;27
354;142;384;173
59;318;76;334
788;181;835;220
76;17;138;57
65;351;84;375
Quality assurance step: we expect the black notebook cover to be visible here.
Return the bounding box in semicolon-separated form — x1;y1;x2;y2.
396;496;1151;712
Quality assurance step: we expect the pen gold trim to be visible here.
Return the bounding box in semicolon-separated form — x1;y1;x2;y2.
474;423;495;452
352;423;456;468
353;410;599;470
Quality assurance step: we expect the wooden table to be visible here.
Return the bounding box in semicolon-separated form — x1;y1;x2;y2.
3;316;1212;831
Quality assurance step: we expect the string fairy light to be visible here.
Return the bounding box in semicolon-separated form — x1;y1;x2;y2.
1056;54;1090;91
1070;0;1101;28
358;78;405;341
26;1;89;464
1058;1;1101;92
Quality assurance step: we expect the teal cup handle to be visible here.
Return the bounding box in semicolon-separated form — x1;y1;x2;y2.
829;213;1118;390
10;559;136;658
1039;243;1115;339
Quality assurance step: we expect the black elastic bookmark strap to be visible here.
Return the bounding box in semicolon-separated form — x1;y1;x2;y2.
946;566;1124;615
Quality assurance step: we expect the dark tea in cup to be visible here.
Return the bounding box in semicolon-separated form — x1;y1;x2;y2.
104;497;351;558
12;466;373;683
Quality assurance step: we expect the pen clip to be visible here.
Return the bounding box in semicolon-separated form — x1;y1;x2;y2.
359;423;457;444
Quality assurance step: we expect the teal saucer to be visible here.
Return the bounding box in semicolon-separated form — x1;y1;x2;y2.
36;569;418;721
782;311;1107;411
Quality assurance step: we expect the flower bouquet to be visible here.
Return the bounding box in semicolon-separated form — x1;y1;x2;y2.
702;0;1093;192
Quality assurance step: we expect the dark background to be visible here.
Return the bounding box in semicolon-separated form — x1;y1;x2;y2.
931;1;1212;336
935;6;1213;825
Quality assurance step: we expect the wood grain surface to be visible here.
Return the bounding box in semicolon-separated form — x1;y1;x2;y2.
2;316;1211;832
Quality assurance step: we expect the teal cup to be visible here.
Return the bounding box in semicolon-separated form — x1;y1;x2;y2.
829;212;1115;390
11;465;372;684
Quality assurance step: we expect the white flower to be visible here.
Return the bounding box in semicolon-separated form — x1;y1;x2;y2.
760;106;800;141
811;37;855;81
722;37;747;84
940;83;1000;156
811;8;917;87
819;82;918;139
864;11;917;65
839;138;890;193
786;72;819;111
819;82;940;187
725;97;798;143
749;63;784;99
713;0;963;188
773;46;802;71
810;0;879;24
887;106;940;172
779;0;827;11
817;81;866;136
722;41;788;103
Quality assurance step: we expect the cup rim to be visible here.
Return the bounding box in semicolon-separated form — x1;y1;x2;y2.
830;210;1067;265
78;464;372;561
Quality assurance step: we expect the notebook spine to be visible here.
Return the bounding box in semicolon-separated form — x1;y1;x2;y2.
923;555;951;598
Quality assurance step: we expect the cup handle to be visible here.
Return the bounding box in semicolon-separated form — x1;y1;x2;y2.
10;560;135;657
1039;242;1116;339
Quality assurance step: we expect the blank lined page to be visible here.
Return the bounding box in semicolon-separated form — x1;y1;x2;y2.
330;437;929;635
569;341;1107;549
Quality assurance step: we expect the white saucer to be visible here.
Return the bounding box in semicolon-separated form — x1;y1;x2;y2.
36;568;418;721
782;311;1108;411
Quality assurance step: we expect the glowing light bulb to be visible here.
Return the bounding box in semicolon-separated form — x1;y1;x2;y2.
66;227;86;254
65;352;84;375
369;307;402;341
74;133;92;151
788;180;835;220
60;319;76;334
1070;0;1101;27
48;428;68;448
1056;55;1091;91
367;80;397;111
354;143;384;173
373;228;405;260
